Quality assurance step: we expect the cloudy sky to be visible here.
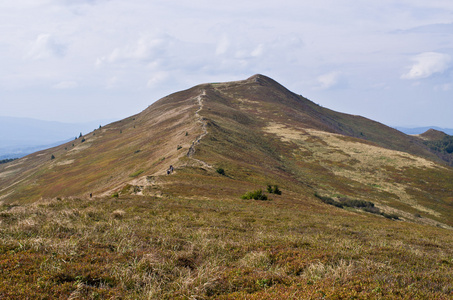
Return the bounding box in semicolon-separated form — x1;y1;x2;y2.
1;0;453;128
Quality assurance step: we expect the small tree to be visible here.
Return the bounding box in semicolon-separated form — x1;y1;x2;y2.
51;154;55;160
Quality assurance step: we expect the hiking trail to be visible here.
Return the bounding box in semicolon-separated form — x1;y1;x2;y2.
187;89;212;169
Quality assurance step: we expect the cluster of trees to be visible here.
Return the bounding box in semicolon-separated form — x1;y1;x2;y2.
423;135;453;154
0;158;18;165
423;135;453;166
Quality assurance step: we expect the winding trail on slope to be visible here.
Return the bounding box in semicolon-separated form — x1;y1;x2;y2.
99;89;213;198
187;89;212;169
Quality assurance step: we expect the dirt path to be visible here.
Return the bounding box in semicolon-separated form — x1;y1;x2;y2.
187;90;212;169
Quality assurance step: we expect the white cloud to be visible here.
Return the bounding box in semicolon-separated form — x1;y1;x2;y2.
97;33;176;66
216;36;230;55
401;52;451;80
251;44;264;57
147;72;169;87
316;71;347;90
52;81;78;89
25;34;66;60
435;83;452;91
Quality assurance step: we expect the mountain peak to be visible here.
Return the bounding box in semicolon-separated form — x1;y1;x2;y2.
419;128;448;141
246;74;268;81
246;74;282;86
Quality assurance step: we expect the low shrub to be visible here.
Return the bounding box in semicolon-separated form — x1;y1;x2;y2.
362;206;381;214
339;198;374;208
315;193;399;219
242;189;268;200
267;185;282;195
216;168;225;175
381;212;399;220
314;193;343;208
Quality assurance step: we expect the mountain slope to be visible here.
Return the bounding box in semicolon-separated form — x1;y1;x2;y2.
0;75;452;228
0;86;204;201
1;74;453;299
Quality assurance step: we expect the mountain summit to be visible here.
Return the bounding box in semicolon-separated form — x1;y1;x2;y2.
1;74;452;226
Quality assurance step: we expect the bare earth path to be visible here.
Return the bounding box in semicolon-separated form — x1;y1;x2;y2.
187;89;212;169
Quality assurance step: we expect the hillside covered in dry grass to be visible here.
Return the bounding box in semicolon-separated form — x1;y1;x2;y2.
0;74;452;299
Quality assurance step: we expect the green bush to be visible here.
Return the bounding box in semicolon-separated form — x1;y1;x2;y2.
216;168;225;175
267;185;282;195
241;189;268;200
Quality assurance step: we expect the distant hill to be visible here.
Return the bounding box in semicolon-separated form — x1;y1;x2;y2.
395;126;453;135
418;129;449;141
417;129;453;166
0;140;72;160
0;116;112;159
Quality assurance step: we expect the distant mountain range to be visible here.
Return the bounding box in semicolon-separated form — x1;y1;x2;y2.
0;116;113;159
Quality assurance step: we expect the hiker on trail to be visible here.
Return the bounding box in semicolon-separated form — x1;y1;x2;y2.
167;165;174;175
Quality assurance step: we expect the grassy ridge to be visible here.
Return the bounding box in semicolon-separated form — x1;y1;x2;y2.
1;196;452;299
1;75;453;298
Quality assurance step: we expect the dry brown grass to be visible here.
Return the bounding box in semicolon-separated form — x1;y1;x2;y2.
264;122;452;226
1;196;452;299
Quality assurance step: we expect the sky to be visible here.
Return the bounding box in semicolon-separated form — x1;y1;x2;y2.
1;0;453;128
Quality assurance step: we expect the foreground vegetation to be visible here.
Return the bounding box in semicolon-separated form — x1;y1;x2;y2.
1;196;452;299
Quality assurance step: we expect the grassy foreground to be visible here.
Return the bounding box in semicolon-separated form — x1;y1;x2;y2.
1;195;452;299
